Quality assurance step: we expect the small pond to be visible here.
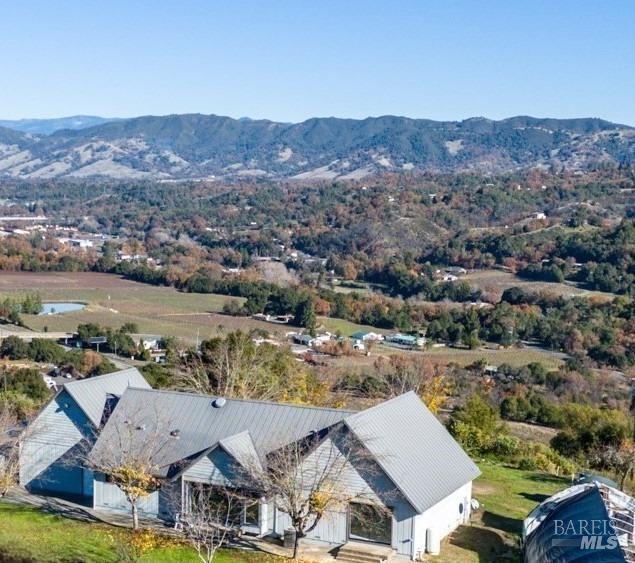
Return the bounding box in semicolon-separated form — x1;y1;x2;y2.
39;302;86;315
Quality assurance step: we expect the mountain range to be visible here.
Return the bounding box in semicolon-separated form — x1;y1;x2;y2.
0;115;120;135
0;114;633;180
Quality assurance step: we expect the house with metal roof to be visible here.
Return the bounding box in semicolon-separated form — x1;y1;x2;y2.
350;331;384;342
19;367;150;500
20;370;479;560
87;388;479;559
385;333;425;348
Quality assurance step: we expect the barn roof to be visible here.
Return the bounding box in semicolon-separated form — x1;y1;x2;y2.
524;484;627;562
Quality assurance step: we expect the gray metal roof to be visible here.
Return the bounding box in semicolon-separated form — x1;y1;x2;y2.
345;391;481;513
64;368;151;427
219;431;262;471
90;388;479;511
90;388;353;475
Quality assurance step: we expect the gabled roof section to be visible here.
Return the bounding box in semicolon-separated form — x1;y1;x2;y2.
344;391;480;514
219;431;262;472
63;367;151;427
90;387;479;508
91;388;352;476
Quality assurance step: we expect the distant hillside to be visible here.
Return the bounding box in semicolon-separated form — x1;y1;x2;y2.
0;114;632;180
0;125;33;146
0;115;120;135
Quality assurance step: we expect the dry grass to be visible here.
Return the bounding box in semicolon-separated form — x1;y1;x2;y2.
0;272;385;346
0;271;150;290
420;344;565;369
464;269;614;301
505;420;559;445
0;272;274;344
1;272;566;368
318;316;388;337
324;343;564;373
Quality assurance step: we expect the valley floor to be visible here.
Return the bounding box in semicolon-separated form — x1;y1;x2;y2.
1;271;565;369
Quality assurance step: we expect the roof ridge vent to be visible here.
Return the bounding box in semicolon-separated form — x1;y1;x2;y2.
212;397;227;408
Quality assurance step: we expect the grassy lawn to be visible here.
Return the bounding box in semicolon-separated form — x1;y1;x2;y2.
431;461;569;562
421;345;565;369
318;316;388;337
0;501;279;563
0;463;567;563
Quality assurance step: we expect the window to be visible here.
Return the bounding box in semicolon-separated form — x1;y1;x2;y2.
244;501;259;526
349;502;392;545
186;483;260;529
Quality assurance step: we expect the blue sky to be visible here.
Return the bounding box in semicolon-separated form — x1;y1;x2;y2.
1;0;634;124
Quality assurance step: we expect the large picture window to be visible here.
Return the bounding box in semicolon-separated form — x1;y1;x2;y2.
186;483;260;529
348;502;392;545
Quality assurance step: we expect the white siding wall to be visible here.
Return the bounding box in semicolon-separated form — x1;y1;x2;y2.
160;435;471;560
265;498;276;533
182;435;420;557
412;481;473;559
94;475;159;514
392;499;418;557
274;436;419;557
272;501;416;556
93;474;181;520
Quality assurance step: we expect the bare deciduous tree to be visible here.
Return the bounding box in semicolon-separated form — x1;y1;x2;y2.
0;403;20;497
241;427;390;560
177;331;274;399
176;331;326;404
0;401;42;497
82;408;176;530
592;441;635;490
373;355;449;412
176;483;246;563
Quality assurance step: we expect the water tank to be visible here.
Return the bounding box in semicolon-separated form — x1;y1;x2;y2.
426;528;440;555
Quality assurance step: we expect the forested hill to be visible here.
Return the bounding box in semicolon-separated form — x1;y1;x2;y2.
0;116;119;135
0;114;633;180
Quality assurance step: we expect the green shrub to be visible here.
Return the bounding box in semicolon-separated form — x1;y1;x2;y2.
449;421;494;455
517;457;539;470
491;434;521;457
